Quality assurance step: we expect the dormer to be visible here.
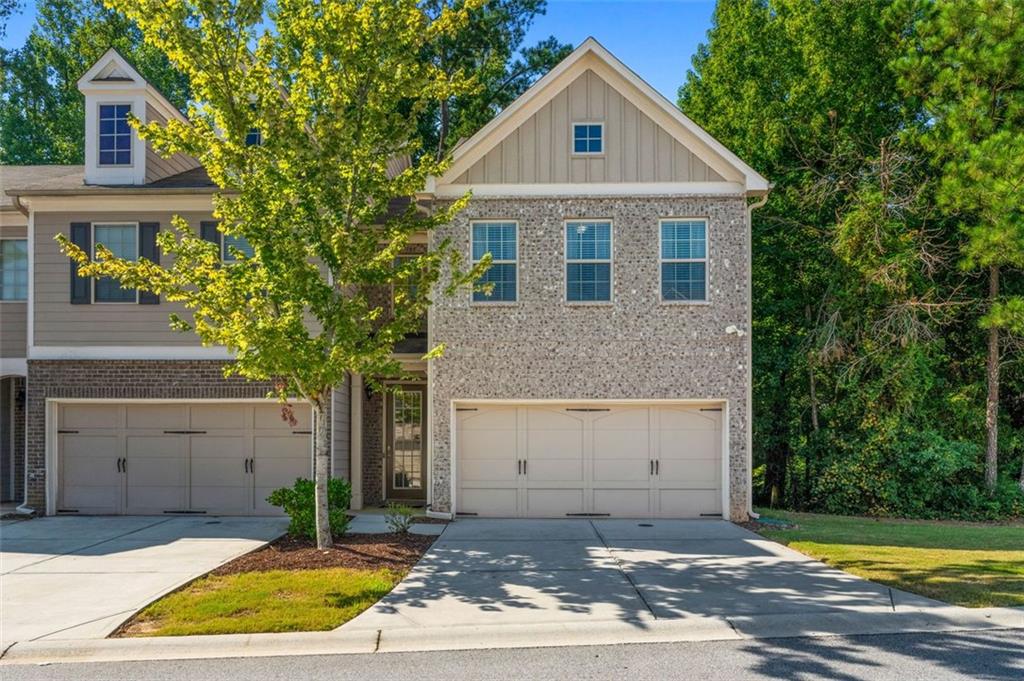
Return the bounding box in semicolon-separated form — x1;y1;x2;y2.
77;49;198;186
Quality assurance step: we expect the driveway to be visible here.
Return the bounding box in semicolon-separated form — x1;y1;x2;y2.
343;519;945;633
0;516;286;648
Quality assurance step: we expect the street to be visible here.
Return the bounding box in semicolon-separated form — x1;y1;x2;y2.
3;629;1022;681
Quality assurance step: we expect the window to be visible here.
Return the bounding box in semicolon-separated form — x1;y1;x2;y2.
223;234;253;260
660;219;707;302
93;224;137;302
573;123;603;154
98;104;132;166
0;239;28;301
471;222;517;302
565;221;612;302
393;254;426;333
245;128;262;146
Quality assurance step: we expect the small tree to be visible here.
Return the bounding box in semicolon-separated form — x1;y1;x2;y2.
59;0;487;548
895;0;1024;493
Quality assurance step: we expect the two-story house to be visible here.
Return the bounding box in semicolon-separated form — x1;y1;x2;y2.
0;39;768;521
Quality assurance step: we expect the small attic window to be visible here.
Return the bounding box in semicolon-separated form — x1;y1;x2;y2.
99;104;132;166
573;123;603;154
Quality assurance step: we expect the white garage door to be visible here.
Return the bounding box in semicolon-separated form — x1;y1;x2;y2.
456;403;723;518
57;402;311;515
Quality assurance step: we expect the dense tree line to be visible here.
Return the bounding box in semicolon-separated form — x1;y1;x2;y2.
680;0;1024;519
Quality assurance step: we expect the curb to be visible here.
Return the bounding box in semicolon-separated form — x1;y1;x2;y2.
2;607;1021;665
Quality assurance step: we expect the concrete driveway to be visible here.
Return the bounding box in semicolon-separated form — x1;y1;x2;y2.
0;516;286;648
343;519;944;634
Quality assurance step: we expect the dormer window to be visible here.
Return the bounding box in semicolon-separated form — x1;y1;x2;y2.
245;128;262;146
99;104;132;166
573;123;603;154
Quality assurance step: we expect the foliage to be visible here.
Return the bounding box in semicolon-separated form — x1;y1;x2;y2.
384;502;416;533
267;478;352;540
0;0;190;164
124;567;400;635
56;0;491;548
757;509;1024;607
417;0;572;157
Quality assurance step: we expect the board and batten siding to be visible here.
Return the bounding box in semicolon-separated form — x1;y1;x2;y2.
1;221;27;358
144;103;201;184
33;211;210;346
454;69;725;185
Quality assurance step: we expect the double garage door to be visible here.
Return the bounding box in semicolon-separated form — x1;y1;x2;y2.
57;402;311;516
457;403;723;518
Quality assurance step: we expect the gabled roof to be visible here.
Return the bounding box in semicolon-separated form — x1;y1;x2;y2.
77;47;187;124
435;37;769;194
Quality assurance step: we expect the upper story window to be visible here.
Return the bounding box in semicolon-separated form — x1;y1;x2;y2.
472;221;517;303
660;219;707;302
223;233;253;260
93;223;137;302
98;104;132;166
245;128;262;146
573;123;603;154
565;221;612;302
0;239;28;301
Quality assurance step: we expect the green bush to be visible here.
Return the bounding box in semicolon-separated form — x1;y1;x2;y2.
384;502;415;533
267;478;352;540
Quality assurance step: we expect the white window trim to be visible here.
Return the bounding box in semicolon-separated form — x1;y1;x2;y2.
659;217;710;304
92;222;139;304
470;219;519;305
571;121;605;156
0;236;29;303
564;219;614;305
97;102;135;168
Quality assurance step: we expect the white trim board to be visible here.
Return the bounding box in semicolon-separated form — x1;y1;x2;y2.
428;182;747;199
29;346;234;360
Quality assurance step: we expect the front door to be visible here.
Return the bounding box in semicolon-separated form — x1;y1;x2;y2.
386;385;427;502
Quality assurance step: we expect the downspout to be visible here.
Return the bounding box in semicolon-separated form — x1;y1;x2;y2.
13;194;35;515
745;191;769;520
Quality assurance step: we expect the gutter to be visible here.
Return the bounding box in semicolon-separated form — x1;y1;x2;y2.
745;190;769;521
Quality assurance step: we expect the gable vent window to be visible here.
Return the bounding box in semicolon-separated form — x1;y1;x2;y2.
573;123;603;154
565;221;612;302
98;104;132;166
660;219;708;302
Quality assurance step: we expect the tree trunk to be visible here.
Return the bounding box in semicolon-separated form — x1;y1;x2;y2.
313;397;333;549
984;265;1000;494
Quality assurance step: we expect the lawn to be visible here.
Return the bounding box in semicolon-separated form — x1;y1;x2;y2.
753;509;1024;608
118;533;437;637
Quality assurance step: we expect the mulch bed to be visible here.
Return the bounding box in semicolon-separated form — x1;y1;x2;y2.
211;533;436;575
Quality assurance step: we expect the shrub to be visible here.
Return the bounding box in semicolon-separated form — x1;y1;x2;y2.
267;478;352;540
384;502;415;534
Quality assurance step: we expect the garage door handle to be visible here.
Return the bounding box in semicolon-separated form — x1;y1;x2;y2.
649;460;653;475
244;458;249;473
522;460;527;475
656;460;659;475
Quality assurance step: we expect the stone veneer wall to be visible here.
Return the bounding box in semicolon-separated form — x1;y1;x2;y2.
24;360;346;513
429;196;751;520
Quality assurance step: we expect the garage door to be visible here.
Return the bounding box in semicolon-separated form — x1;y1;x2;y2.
57;402;311;515
456;403;723;518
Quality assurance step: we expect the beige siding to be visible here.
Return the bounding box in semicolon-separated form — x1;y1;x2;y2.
456;70;724;185
1;221;27;357
144;104;201;184
33;211;211;346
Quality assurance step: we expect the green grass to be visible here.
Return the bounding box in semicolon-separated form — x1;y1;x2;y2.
754;509;1024;608
124;568;402;636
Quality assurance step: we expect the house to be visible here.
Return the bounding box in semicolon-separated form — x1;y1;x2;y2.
0;39;768;522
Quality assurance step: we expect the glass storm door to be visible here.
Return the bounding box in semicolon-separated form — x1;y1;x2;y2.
386;386;427;502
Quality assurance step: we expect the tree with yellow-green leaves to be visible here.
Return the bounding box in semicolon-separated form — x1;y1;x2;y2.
59;0;489;548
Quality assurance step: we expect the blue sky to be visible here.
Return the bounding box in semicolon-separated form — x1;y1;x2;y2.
2;1;715;100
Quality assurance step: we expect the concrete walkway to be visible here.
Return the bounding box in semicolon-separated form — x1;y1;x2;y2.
0;516;286;648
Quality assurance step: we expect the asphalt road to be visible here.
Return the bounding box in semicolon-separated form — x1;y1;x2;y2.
4;629;1022;681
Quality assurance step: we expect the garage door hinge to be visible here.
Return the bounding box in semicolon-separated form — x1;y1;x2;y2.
57;509;79;513
700;513;723;517
699;408;723;412
162;430;208;434
57;429;79;434
565;408;610;412
456;511;479;516
455;408;478;412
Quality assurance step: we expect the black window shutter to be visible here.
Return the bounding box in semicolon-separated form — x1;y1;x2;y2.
138;222;160;305
200;221;221;253
69;222;91;304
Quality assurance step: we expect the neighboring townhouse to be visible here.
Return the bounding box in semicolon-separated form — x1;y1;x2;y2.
0;39;768;522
